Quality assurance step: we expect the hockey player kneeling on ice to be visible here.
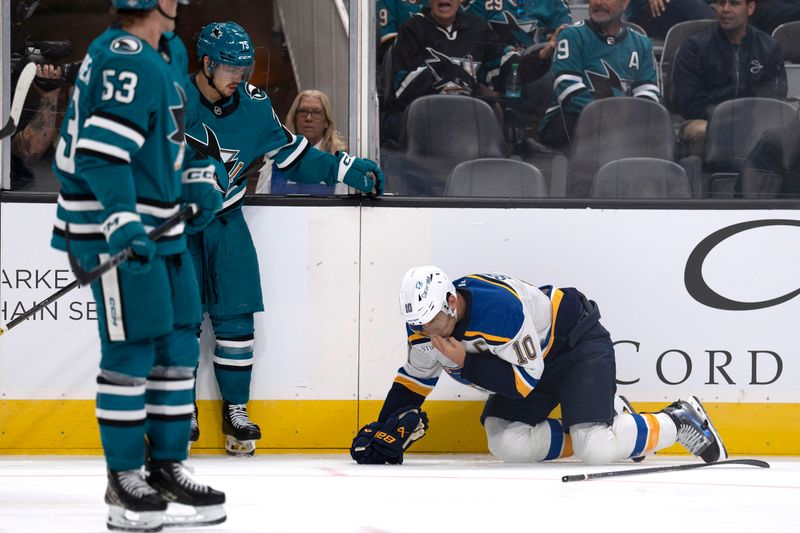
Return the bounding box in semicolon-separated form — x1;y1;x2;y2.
351;266;728;466
183;21;385;456
50;0;227;530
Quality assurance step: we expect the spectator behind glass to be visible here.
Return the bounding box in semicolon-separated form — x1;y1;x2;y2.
10;64;65;190
673;0;787;157
537;0;660;151
625;0;716;41
255;89;348;194
380;0;506;143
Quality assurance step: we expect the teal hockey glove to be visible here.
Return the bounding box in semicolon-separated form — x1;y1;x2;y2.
102;213;155;274
350;407;428;464
181;162;223;235
335;151;384;195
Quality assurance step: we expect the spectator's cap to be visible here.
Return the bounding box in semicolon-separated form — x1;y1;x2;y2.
197;21;255;69
399;266;456;328
111;0;189;9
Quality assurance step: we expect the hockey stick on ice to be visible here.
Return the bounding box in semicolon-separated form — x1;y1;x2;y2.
0;63;37;140
561;459;769;483
0;204;197;336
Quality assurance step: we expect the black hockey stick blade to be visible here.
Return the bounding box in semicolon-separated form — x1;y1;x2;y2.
562;459;770;483
0;63;37;140
67;204;198;286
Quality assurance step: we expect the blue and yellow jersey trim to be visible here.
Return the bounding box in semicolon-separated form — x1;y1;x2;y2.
393;367;438;397
512;365;540;397
458;275;524;346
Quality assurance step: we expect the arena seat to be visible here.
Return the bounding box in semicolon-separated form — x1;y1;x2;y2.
590;157;692;198
444;158;548;197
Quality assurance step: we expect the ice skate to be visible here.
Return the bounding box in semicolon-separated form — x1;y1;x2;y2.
105;468;167;532
661;395;728;463
147;460;226;527
614;395;645;462
222;401;261;456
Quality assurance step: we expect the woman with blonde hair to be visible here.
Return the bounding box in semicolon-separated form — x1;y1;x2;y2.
256;89;348;194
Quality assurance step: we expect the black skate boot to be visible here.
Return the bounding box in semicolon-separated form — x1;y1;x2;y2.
614;395;645;462
189;403;200;444
661;396;728;463
222;401;261;456
105;468;167;532
148;460;226;527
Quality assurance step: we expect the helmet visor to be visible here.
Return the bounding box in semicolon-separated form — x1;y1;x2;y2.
213;62;254;83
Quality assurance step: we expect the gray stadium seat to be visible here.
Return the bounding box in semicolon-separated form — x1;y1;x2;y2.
703;97;798;197
567;97;675;197
659;19;715;113
785;63;800;99
590;158;692;198
398;95;506;195
772;21;800;64
444;158;548;197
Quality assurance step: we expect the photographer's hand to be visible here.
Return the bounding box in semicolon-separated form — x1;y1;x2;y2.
12;64;61;160
33;64;62;94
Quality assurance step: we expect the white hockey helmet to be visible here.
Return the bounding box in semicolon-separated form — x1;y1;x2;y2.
399;265;456;327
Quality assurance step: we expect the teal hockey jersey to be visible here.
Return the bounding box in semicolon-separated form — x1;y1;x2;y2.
183;77;340;215
377;0;427;44
464;0;572;47
51;28;190;256
540;20;660;130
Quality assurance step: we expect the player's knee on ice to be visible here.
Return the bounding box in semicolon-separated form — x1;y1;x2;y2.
484;417;552;463
570;419;636;465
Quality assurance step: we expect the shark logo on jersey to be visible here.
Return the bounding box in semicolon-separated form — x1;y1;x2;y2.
584;60;631;99
110;37;143;55
424;47;480;94
244;83;268;101
185;124;243;190
169;82;187;170
488;12;538;48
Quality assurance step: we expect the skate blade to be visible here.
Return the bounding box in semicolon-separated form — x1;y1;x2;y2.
163;503;226;528
107;505;163;532
225;435;256;456
687;396;729;461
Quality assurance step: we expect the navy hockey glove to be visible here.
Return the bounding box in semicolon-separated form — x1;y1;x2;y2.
181;162;223;235
102;213;155;274
350;407;428;464
335;151;384;195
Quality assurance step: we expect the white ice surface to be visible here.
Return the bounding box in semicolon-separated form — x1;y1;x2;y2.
0;454;797;533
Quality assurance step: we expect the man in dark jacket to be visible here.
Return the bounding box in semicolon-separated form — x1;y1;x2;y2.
673;0;787;156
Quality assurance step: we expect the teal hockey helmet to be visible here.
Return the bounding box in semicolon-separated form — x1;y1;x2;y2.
197;22;254;70
111;0;188;9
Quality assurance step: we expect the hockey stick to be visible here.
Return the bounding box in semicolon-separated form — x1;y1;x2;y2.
0;63;37;140
561;459;770;483
0;204;197;336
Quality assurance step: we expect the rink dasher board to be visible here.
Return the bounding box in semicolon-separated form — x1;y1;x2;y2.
1;203;798;454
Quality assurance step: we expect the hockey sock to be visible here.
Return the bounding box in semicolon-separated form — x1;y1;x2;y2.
611;412;678;459
211;314;254;405
147;327;199;462
96;371;148;471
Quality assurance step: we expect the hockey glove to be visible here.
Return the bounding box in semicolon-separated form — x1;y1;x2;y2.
335;151;384;195
350;407;428;465
102;213;155;274
181;162;223;235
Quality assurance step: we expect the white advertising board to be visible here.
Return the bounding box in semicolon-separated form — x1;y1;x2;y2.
2;203;798;403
